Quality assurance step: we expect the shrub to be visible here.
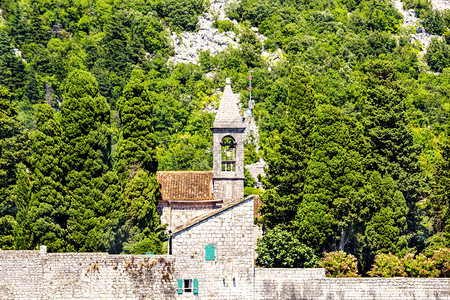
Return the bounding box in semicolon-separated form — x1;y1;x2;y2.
213;20;236;33
431;248;450;277
319;251;359;277
256;227;319;268
425;38;450;72
402;253;439;278
367;253;406;277
423;10;445;35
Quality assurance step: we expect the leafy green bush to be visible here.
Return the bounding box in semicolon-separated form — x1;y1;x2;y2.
213;20;236;33
367;253;406;277
158;0;204;31
402;253;439;277
256;227;319;268
431;248;450;277
425;38;450;72
423;10;445;35
319;251;359;277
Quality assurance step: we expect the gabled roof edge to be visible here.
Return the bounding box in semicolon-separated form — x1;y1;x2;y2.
171;195;255;235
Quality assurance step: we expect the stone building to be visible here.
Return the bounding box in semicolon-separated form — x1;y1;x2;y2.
157;78;245;232
2;193;450;299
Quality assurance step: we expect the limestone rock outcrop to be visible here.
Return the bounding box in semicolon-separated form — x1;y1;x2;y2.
168;0;239;64
393;0;444;56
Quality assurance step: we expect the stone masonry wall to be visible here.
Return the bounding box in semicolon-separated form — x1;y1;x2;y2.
0;251;176;300
254;268;450;300
172;196;255;299
157;202;221;232
255;268;326;300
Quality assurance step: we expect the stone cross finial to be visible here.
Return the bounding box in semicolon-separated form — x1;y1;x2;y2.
226;77;231;85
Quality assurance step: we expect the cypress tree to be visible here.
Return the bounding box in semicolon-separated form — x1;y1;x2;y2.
121;170;163;254
428;133;450;249
359;172;408;271
261;66;315;228
115;69;162;254
115;69;158;178
13;163;31;250
27;104;66;251
61;70;114;252
361;60;429;249
0;86;28;249
293;105;370;252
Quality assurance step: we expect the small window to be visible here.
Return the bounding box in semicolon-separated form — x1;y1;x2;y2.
177;279;198;294
205;244;216;261
184;279;192;293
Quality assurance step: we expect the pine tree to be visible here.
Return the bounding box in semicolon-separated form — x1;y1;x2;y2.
0;86;28;249
0;29;27;100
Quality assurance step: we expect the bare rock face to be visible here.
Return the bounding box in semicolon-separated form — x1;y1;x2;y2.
168;0;239;64
393;0;442;57
431;0;450;11
167;0;283;65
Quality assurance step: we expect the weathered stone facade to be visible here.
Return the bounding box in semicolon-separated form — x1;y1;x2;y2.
0;251;177;299
157;201;222;232
171;196;255;299
2;195;450;299
255;269;450;299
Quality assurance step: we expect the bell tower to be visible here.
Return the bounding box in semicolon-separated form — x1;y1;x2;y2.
212;78;245;203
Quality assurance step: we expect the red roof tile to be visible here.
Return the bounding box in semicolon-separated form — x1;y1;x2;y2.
156;171;214;202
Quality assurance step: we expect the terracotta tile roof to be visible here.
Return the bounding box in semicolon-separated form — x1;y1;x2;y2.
156;171;214;202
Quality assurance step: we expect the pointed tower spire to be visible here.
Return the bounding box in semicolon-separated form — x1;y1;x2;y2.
212;78;245;203
213;78;244;128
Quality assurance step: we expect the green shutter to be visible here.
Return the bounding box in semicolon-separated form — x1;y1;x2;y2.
177;279;183;294
193;279;198;294
205;245;215;261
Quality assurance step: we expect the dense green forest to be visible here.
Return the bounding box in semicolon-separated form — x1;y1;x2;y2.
0;0;450;272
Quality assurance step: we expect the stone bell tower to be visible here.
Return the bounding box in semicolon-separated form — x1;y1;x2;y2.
212;78;245;204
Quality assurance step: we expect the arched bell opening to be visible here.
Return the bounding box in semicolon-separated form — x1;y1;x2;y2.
221;136;236;172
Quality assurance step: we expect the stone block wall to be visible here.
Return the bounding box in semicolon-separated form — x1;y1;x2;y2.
306;277;450;300
157;202;222;232
0;251;43;299
172;196;255;299
253;268;450;300
0;251;176;300
254;268;326;300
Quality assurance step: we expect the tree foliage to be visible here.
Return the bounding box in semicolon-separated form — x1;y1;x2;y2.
115;69;158;179
256;227;319;268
